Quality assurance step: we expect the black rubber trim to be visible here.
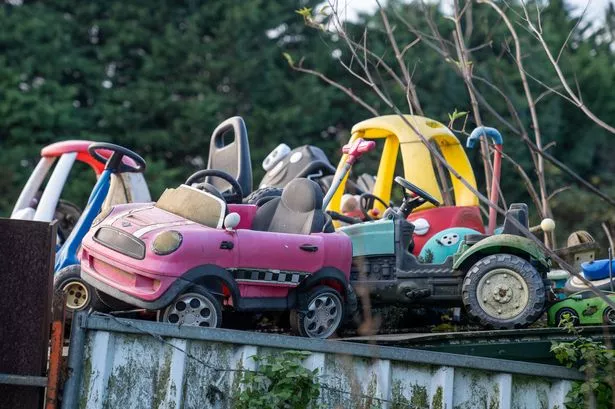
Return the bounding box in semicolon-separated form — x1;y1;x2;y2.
237;297;289;311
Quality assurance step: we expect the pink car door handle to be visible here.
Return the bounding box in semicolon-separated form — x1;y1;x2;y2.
299;244;318;252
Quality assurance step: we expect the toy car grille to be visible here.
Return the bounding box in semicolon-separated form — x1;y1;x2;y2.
93;227;146;260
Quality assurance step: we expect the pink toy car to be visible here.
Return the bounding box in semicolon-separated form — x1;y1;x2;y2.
80;170;356;338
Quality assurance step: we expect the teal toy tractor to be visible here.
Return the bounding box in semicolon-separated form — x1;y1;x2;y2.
334;176;550;329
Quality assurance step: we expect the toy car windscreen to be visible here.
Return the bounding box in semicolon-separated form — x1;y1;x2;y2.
155;184;224;229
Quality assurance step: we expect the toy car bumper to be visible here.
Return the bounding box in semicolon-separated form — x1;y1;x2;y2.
81;267;187;310
80;251;191;310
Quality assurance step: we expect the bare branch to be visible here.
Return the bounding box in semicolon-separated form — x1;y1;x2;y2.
288;60;379;116
400;38;421;58
603;222;615;252
478;0;550;232
452;0;493;197
547;186;571;202
534;86;561;104
543;141;556;151
519;0;615;134
556;1;589;63
377;0;423;114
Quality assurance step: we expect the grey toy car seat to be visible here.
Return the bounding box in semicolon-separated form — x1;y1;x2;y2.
501;203;529;235
206;116;252;197
464;203;530;245
252;178;334;234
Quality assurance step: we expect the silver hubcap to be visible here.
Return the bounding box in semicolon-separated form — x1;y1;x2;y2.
163;293;217;328
606;308;615;324
477;269;529;320
62;281;90;311
303;292;342;338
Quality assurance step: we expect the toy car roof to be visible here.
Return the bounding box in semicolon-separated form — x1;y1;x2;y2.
41;140;105;174
41;140;140;175
350;115;460;145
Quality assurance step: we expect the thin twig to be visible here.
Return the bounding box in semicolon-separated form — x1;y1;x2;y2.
376;0;423;115
602;222;614;252
288;60;379;116
547;186;571;202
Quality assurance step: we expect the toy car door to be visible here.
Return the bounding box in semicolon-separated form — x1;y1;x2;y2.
233;230;324;297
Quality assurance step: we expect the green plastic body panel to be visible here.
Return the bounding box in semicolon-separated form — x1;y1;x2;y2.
339;219;395;257
453;234;550;271
546;291;615;326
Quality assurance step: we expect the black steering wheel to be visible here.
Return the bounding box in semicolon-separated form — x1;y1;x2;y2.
185;169;243;204
88;142;146;173
359;193;390;221
394;176;440;218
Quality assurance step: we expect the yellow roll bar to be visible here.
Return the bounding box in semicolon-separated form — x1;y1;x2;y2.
327;115;478;214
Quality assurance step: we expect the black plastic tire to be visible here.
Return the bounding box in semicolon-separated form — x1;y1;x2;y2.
603;307;615;325
158;287;222;328
290;286;344;339
54;265;108;313
555;307;579;326
244;187;283;205
462;254;546;329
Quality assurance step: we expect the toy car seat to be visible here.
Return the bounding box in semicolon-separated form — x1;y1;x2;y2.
259;145;335;189
501;203;529;235
464;203;529;245
252;178;334;234
206;117;252;197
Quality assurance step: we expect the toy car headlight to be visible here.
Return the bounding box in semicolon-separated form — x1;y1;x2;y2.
152;230;183;255
92;206;114;227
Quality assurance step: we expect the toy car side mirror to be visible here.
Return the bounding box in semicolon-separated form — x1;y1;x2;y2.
224;212;241;231
571;294;582;300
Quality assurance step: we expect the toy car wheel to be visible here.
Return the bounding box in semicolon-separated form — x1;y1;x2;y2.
603;307;615;325
555;307;579;326
291;286;344;339
462;254;546;329
244;187;282;206
160;289;222;328
54;265;107;312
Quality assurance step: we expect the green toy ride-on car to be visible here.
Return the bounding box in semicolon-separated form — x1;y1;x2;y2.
334;176;551;329
548;290;615;326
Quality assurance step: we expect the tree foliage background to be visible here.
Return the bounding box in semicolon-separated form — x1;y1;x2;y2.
1;0;614;245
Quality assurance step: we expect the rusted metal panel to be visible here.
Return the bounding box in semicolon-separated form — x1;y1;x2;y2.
63;313;580;409
0;218;56;409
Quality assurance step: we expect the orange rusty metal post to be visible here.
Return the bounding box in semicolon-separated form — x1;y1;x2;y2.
45;289;66;409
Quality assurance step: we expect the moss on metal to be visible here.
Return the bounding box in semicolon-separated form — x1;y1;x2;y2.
79;341;94;409
432;386;444;409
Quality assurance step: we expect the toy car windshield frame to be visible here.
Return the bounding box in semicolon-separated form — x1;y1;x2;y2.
155;184;225;229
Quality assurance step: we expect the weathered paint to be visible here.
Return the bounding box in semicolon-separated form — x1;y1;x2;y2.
339;218;395;257
453;234;550;271
63;313;581;409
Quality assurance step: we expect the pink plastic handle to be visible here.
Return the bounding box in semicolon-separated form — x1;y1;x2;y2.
342;138;376;164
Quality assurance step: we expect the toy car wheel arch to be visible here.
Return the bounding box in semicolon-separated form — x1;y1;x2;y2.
462;254;546;329
604;307;615;325
555;307;579;326
54;265;106;312
291;286;344;339
159;288;222;328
